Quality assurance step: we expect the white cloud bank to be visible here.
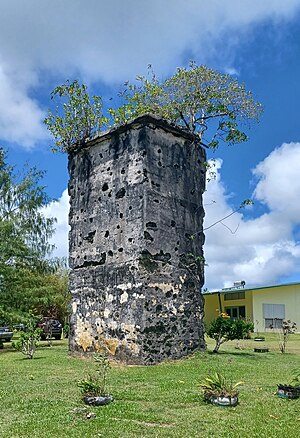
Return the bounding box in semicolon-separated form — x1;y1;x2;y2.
46;142;300;290
0;0;300;146
204;142;300;289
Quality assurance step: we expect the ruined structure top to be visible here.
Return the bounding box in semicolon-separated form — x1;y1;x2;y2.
68;114;206;364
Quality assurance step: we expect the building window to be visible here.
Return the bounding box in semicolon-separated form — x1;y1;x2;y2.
263;304;285;329
224;291;245;301
225;306;246;320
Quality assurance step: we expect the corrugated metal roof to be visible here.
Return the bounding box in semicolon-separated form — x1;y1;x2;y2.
203;281;300;295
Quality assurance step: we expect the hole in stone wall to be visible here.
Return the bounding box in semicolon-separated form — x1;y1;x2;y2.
174;163;179;168
105;230;109;238
108;192;112;197
98;197;101;202
107;167;110;171
157;149;161;153
191;189;195;195
102;182;109;191
89;218;93;223
117;225;120;229
85;230;96;243
146;221;158;230
120;213;123;218
129;206;132;210
171;220;176;227
99;252;106;265
154;199;159;203
158;161;162;167
116;187;126;199
144;231;154;242
118;248;123;252
108;250;113;256
128;238;133;243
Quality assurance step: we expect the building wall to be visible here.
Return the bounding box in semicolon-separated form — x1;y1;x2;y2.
204;284;300;333
204;291;253;326
252;284;300;333
68;115;206;364
203;294;220;327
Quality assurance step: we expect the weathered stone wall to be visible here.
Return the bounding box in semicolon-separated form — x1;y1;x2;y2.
68;115;206;364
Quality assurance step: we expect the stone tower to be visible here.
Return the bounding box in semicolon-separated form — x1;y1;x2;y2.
68;115;206;364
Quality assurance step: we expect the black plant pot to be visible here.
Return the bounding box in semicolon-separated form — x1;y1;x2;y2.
254;347;269;353
83;395;113;406
277;384;300;399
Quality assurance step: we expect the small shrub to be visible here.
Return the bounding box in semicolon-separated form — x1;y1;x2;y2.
277;320;297;353
207;313;254;353
199;372;243;401
12;320;42;359
78;351;110;397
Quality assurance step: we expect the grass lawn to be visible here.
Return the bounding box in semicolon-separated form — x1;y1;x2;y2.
0;334;299;437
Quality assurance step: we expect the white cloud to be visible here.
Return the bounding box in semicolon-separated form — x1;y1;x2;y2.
0;63;46;147
204;142;300;290
42;189;70;259
0;0;300;146
253;142;300;222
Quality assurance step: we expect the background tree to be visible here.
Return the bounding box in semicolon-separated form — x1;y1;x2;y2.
0;149;60;324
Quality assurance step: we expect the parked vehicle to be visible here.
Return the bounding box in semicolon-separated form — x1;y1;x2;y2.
0;326;13;342
37;318;62;340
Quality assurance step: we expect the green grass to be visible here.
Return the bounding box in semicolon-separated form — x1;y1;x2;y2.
0;334;300;437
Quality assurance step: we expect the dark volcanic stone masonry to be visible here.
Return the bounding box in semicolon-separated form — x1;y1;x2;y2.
68;115;206;364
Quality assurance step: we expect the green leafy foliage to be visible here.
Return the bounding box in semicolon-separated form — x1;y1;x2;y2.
44;80;108;153
12;319;42;359
199;371;243;399
0;148;55;264
78;351;110;397
45;63;262;153
0;149;68;325
110;62;262;149
207;313;254;353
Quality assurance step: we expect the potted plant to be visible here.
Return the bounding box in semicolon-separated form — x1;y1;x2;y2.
277;369;300;399
78;352;113;406
199;372;243;407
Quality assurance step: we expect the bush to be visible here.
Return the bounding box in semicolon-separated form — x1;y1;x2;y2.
12;320;42;359
207;313;254;353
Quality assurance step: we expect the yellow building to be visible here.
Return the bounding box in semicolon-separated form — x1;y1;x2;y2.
203;282;300;333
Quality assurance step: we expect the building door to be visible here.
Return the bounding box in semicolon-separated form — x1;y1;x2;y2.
225;306;246;320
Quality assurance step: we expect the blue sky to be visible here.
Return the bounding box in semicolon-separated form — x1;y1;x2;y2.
1;0;300;290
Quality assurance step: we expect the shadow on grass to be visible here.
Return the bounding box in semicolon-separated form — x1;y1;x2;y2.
206;350;271;359
13;355;47;361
